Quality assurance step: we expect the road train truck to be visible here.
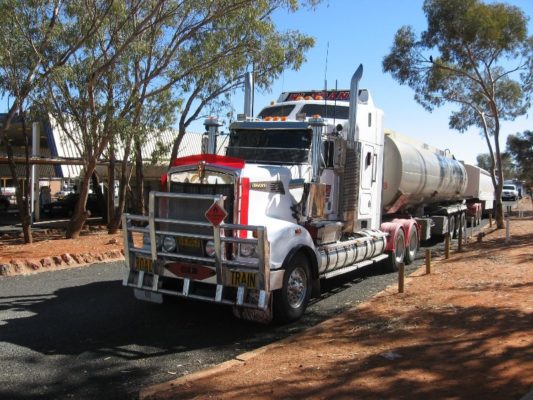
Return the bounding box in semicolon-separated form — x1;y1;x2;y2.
122;65;473;323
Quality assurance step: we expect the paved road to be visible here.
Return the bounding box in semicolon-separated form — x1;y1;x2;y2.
0;223;483;399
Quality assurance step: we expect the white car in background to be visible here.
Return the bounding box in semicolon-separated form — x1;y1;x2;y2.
502;184;519;202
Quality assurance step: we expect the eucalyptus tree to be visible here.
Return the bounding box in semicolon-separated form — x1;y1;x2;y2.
168;27;314;162
506;130;533;186
0;0;111;243
42;0;178;238
383;0;533;228
104;0;315;232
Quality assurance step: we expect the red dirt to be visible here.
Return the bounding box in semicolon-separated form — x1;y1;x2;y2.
142;199;533;400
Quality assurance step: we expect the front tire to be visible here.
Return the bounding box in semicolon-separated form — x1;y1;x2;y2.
274;253;311;324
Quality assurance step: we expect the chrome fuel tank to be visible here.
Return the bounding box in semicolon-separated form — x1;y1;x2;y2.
382;133;467;213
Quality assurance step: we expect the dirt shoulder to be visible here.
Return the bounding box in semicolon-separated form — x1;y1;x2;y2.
142;202;533;399
0;226;124;276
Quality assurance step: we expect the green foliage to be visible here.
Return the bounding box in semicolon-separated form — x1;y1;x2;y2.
476;152;515;178
506;130;533;184
384;0;533;227
383;0;532;132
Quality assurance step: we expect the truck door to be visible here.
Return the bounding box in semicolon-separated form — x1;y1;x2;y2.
359;143;376;216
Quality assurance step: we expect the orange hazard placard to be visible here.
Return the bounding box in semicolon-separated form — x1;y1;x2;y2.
205;202;228;227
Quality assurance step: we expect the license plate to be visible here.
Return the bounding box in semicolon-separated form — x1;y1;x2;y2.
135;256;153;273
178;237;201;250
227;270;258;289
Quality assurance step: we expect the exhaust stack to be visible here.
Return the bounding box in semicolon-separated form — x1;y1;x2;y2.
347;64;363;144
243;72;254;118
342;64;363;232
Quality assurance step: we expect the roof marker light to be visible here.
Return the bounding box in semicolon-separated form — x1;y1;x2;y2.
314;95;323;100
264;116;272;121
296;96;304;101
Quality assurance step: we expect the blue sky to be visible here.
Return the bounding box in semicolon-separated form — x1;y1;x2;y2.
229;0;533;165
2;1;530;166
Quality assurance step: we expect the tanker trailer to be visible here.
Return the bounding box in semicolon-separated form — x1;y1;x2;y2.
463;164;495;226
381;130;468;242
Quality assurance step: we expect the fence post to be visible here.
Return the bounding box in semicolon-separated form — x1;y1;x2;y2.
444;233;450;259
489;213;492;227
505;216;510;244
398;262;405;293
458;223;463;252
425;249;431;274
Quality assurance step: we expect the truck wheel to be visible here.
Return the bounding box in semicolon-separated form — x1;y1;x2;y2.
274;253;311;324
404;228;418;265
448;215;456;238
386;229;405;272
460;213;467;237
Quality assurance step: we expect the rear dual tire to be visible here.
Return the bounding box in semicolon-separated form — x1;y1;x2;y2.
386;229;405;272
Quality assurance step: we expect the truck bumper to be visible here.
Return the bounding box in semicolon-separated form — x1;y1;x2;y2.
122;191;277;312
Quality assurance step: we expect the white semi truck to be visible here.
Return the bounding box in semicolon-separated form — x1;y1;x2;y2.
122;65;479;323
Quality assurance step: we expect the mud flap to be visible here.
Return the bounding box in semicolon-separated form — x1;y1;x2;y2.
232;294;273;324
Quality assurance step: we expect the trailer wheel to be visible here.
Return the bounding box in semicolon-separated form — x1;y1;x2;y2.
386;229;405;272
448;215;456;238
460;213;467;238
274;253;311;324
404;228;418;265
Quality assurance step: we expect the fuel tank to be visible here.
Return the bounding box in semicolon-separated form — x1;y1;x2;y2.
382;132;467;213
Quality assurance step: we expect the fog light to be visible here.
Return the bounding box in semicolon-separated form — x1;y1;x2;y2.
205;240;215;257
240;243;256;257
162;236;177;252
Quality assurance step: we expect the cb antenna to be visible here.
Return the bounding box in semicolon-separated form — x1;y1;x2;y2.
324;41;329;119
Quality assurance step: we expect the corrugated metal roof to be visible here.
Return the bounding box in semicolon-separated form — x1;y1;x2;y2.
2;114;229;180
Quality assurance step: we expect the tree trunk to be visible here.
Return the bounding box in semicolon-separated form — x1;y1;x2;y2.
0;104;33;243
107;136;133;234
134;139;145;214
66;158;97;239
168;123;188;168
107;147;116;230
21;109;33;242
4;130;33;244
91;172;105;220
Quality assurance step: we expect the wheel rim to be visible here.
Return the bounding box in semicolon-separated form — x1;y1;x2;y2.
449;217;455;236
287;266;307;309
408;231;417;258
395;235;405;263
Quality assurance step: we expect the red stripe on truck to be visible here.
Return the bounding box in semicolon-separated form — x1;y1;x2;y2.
171;154;245;169
239;177;250;238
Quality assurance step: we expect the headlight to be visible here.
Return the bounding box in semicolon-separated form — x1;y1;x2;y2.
144;234;162;250
240;243;257;258
162;236;177;252
205;240;215;257
143;233;150;246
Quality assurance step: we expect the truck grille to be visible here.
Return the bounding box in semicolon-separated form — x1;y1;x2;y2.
157;182;234;256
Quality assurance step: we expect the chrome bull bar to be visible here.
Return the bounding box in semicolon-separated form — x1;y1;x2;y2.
122;191;270;310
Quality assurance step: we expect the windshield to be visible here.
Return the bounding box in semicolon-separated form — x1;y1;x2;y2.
503;185;515;190
258;105;295;118
300;104;350;120
226;128;311;164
